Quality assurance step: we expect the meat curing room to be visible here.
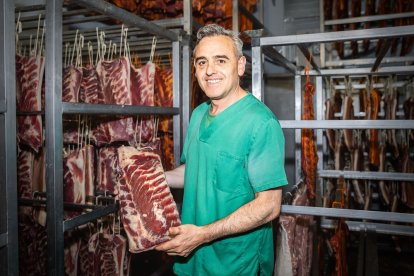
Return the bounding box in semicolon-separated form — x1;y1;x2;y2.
1;0;414;275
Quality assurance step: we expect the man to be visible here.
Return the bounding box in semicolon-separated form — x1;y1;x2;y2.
156;24;287;275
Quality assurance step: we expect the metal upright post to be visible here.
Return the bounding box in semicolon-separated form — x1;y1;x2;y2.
181;37;191;144
315;76;323;205
251;39;263;101
294;75;302;185
0;0;18;274
232;0;239;34
183;0;192;34
172;40;182;167
45;0;64;275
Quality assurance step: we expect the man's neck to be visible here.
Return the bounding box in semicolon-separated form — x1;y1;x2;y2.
209;87;247;115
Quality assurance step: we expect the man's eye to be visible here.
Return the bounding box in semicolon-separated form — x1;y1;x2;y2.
218;59;226;64
197;61;206;67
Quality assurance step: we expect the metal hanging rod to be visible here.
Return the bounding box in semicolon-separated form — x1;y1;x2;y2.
302;66;414;76
318;170;414;182
260;25;414;46
325;12;414;25
62;103;180;116
326;56;414;67
320;219;414;237
281;205;414;224
279;119;414;129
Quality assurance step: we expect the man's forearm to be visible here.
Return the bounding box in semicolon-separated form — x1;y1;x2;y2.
165;164;185;189
201;188;283;243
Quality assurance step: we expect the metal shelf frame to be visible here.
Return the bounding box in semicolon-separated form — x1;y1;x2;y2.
251;25;414;228
0;0;18;274
41;0;192;275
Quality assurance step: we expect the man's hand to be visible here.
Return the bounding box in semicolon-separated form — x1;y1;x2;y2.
155;224;206;257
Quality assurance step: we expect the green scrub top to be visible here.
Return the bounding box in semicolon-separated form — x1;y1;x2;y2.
174;93;287;276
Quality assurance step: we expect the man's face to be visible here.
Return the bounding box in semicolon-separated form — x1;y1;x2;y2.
193;35;246;101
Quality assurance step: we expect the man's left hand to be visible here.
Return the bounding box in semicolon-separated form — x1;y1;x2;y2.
155;224;205;257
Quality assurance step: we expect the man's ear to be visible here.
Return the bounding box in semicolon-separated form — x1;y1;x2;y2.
237;56;246;76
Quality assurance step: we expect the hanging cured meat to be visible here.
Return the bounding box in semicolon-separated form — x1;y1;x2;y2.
384;86;399;159
363;0;376;53
96;146;120;196
117;146;181;252
368;88;381;168
17;149;35;200
63;147;87;218
130;61;156;143
88;232;127;276
18;213;48;276
301;77;318;200
62;65;82;103
274;184;313;276
329;219;348;276
32;148;47;226
94;56;134;146
84;144;96;203
77;229;92;276
16;54;45;152
332;0;348;59
154;64;174;170
79;65;103;104
64;234;81;276
350;0;361;57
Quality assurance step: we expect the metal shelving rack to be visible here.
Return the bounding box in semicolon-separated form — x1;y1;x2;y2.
8;0;193;275
0;0;18;275
251;25;414;236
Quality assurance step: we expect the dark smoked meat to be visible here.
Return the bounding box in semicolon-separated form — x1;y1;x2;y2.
117;146;181;252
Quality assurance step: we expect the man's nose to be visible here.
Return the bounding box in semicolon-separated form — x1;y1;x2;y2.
206;62;216;76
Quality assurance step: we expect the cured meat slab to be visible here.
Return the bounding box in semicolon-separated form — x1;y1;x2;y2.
130;62;156;143
16;54;44;152
117;146;181;253
94;57;134;145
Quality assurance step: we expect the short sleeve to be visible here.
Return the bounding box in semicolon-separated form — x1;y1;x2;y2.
247;118;288;192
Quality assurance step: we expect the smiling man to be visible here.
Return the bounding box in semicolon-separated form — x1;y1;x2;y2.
155;24;288;276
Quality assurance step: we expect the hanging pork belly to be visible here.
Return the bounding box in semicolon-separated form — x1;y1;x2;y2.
17;148;35;200
62;65;82;103
117;146;181;253
275;184;313;276
16;54;44;152
18;213;48;276
64;233;81;276
79;65;103;104
93;56;135;146
32;148;47;226
63;147;88;218
88;231;127;276
96;146;120;196
130;61;156;143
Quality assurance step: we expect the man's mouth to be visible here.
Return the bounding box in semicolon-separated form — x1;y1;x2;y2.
206;79;221;84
